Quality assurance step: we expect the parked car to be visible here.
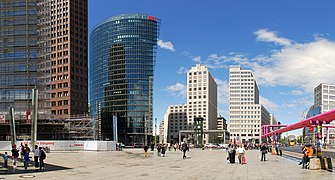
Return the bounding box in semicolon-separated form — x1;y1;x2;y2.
204;143;217;148
218;144;228;149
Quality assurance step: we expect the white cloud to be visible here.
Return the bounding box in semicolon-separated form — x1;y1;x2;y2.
280;90;304;95
259;96;279;112
157;39;175;52
215;78;230;106
177;66;189;75
254;29;292;46
291;90;304;95
250;38;335;92
192;56;201;63
165;83;186;97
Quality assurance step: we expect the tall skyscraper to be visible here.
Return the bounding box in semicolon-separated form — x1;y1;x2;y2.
229;66;271;144
187;64;217;143
90;14;160;144
0;0;50;123
49;0;88;119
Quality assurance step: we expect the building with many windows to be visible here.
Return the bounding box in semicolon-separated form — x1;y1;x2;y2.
314;83;335;144
187;64;217;143
229;66;271;144
161;104;188;144
49;0;88;118
89;14;160;145
217;114;229;143
0;0;50;123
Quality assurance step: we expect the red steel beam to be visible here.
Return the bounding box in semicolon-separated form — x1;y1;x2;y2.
262;108;335;138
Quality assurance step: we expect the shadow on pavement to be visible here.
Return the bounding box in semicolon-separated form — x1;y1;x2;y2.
0;153;71;175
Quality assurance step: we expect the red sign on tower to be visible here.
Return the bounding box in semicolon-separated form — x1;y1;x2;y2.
148;16;156;21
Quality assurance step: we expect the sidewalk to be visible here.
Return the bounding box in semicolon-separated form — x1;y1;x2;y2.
1;149;335;179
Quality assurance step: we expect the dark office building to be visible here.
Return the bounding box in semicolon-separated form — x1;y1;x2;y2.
90;14;160;145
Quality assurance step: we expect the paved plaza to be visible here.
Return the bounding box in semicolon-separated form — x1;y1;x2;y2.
1;148;335;180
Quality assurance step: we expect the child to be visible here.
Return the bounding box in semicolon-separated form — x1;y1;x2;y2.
3;152;8;168
24;150;30;170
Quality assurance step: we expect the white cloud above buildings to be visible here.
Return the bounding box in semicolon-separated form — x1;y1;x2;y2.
215;78;229;106
165;83;186;97
177;66;189;75
250;38;335;93
254;29;292;46
259;96;279;112
157;39;175;51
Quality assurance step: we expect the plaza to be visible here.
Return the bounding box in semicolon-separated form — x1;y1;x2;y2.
1;148;335;180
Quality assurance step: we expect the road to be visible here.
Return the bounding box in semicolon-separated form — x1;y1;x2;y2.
280;146;335;159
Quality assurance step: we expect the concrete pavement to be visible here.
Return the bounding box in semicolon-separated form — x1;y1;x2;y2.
1;148;335;180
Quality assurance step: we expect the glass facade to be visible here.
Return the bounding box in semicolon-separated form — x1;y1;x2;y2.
0;0;50;122
90;14;160;144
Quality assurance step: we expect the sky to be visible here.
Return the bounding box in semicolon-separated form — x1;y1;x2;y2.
88;0;335;136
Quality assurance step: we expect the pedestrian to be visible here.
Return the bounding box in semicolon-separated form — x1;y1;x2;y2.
157;144;161;157
182;141;188;159
3;152;8;168
24;144;31;154
11;144;19;168
236;144;245;165
150;143;154;151
161;144;166;157
174;143;177;151
24;149;30;170
275;143;279;155
19;142;24;158
228;143;236;163
144;144;149;157
260;143;267;161
39;147;46;170
34;145;40;168
168;143;171;151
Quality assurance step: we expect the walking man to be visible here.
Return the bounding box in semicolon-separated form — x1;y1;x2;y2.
143;144;149;157
34;145;40;168
182;141;188;159
260;143;267;161
236;144;245;165
39;147;46;170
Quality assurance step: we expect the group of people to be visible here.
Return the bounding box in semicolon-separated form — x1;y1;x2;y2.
299;145;314;169
143;142;189;159
227;143;247;164
5;143;46;170
226;143;271;164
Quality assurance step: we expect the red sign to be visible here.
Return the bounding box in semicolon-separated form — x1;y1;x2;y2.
0;115;5;122
148;16;156;21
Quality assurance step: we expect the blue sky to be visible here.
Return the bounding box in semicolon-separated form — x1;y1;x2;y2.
89;0;335;135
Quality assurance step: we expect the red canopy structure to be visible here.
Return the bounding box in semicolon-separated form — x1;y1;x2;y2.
261;108;335;138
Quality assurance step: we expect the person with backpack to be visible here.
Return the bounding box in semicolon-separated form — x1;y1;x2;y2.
182;141;188;159
39;147;46;170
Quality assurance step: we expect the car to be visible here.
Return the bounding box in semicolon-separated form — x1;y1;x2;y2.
204;143;217;148
218;144;228;149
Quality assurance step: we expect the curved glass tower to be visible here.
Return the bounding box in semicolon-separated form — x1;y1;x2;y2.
90;14;160;144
